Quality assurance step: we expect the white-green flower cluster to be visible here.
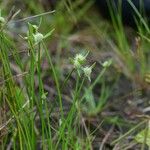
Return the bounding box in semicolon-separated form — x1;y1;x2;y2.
71;51;95;81
83;63;96;82
0;9;5;27
33;32;44;45
0;16;5;23
24;23;54;45
102;59;112;68
73;53;88;69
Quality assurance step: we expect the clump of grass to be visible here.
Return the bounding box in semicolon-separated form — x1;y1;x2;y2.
0;5;112;149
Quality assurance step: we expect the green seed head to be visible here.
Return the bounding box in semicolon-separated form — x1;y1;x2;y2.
102;59;112;68
83;66;92;76
75;54;86;64
83;62;96;81
0;16;5;24
33;32;44;44
73;53;88;69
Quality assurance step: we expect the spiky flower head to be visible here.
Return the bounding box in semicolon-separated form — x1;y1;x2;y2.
73;51;89;69
102;59;112;68
83;62;96;82
33;32;44;44
0;17;5;24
